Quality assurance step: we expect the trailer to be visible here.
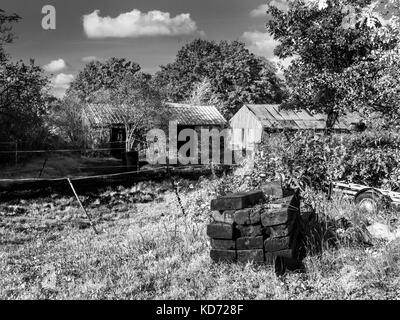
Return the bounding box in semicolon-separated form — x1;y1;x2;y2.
329;181;400;213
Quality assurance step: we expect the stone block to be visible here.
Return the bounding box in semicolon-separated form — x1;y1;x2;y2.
207;223;235;239
267;194;300;210
236;224;263;237
264;219;296;238
264;226;300;252
211;191;265;211
210;249;237;263
261;207;298;227
234;208;261;225
211;210;235;224
210;239;236;250
236;236;264;250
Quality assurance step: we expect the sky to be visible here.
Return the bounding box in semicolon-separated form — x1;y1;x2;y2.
1;0;289;98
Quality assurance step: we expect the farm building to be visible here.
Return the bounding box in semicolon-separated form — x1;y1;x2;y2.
82;104;130;157
82;103;227;160
153;103;228;163
229;104;362;149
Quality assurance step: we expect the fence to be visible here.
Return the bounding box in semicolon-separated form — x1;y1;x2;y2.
0;164;234;195
0;139;134;168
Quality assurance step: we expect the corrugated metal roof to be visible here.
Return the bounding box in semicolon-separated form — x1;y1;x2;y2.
84;104;126;127
246;104;351;130
83;103;227;128
167;103;227;126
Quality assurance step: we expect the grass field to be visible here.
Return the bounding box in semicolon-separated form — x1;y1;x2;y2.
1;178;400;300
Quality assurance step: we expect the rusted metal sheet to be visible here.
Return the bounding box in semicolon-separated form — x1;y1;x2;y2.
84;103;227;128
166;103;227;126
245;104;351;131
84;104;126;127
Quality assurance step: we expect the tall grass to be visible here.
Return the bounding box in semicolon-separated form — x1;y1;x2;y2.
1;178;400;299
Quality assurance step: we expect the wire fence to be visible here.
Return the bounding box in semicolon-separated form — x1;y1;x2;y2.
0;138;242;183
0;139;134;167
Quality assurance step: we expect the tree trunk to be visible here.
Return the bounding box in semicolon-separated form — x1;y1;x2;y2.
325;111;338;135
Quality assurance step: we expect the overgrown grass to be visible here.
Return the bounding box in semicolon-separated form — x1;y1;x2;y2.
1;178;400;299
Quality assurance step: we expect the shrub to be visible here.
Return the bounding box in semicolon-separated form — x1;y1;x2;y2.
247;130;400;192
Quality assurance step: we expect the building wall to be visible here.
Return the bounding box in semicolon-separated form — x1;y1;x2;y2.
145;124;228;165
229;106;263;150
179;125;227;164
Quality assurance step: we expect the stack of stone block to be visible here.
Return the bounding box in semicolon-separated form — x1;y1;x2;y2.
262;194;301;265
207;185;302;268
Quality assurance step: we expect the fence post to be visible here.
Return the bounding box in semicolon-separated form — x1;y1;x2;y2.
15;140;18;166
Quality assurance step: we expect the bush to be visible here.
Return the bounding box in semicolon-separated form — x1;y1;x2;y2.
247;130;400;192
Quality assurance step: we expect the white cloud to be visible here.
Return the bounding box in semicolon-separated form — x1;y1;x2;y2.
81;56;99;63
50;73;74;98
83;9;203;39
250;1;289;17
250;4;270;17
43;59;67;73
242;31;292;75
242;31;279;58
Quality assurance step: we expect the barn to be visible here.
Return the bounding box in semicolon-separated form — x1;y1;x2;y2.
156;103;228;164
83;102;228;162
229;104;361;149
82;104;130;158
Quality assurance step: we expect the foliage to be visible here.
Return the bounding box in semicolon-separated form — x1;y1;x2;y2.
48;93;87;148
342;39;400;124
0;9;20;63
153;39;286;118
247;130;400;192
0;11;52;150
94;72;166;152
68;57;141;103
185;78;219;106
64;58;169;152
267;0;399;128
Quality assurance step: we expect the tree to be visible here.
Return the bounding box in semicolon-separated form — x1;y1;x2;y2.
0;9;20;63
339;1;400;125
49;93;87;147
153;39;285;118
0;59;51;144
0;10;51;146
95;72;165;152
68;57;141;102
267;0;399;129
66;58;168;152
185;78;219;106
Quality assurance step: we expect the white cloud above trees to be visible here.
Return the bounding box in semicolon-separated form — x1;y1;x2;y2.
250;1;289;17
43;58;67;73
83;9;204;38
242;31;278;58
241;31;293;74
50;73;74;98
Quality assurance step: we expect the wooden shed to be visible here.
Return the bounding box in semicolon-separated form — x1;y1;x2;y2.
163;103;228;163
83;102;228;162
82;103;130;157
229;104;359;149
